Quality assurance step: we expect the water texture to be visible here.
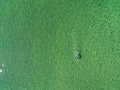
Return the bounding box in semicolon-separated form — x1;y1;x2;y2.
0;0;120;90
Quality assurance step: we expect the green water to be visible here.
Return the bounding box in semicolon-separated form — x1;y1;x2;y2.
0;0;120;90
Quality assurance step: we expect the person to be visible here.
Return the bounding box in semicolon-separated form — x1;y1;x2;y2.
75;51;81;60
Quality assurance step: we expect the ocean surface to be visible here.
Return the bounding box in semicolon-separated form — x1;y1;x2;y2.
0;0;120;90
